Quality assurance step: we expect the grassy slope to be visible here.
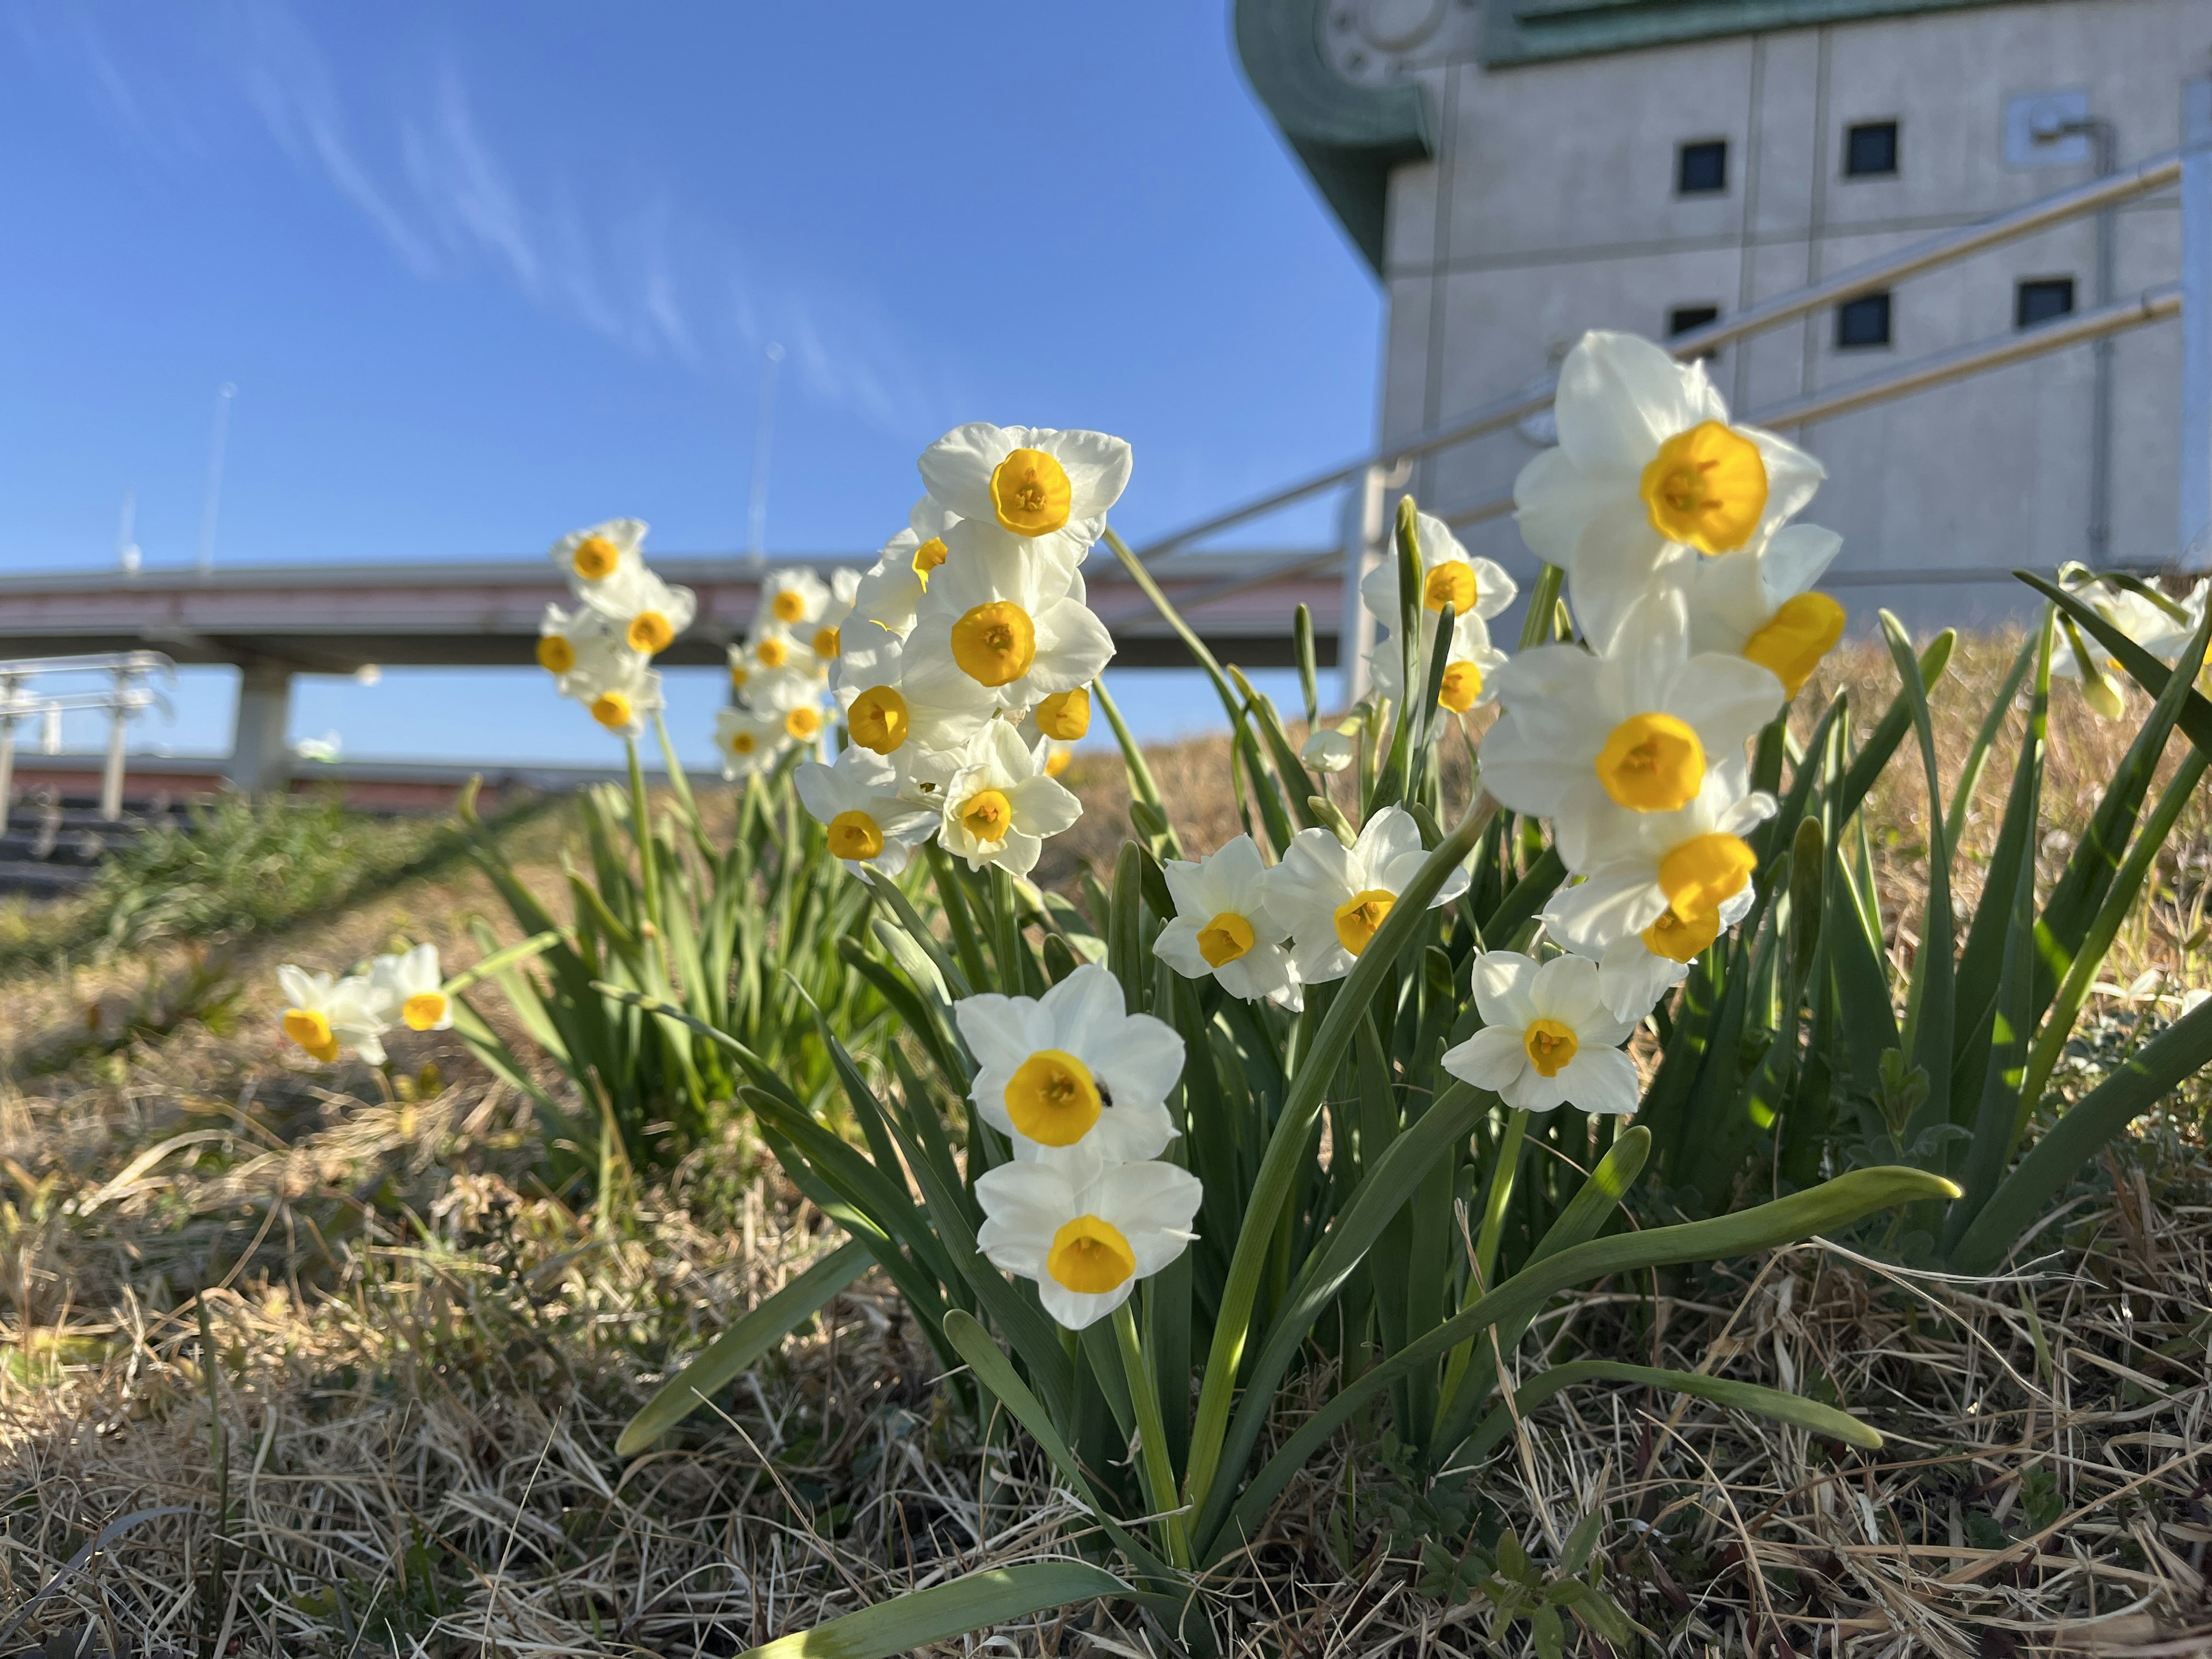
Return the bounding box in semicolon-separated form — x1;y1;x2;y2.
0;668;2205;1654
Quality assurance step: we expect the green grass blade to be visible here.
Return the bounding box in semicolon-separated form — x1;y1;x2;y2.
1453;1359;1881;1470
618;1240;870;1455
1837;630;1955;821
1942;633;2039;857
1879;611;1956;1144
736;1560;1133;1659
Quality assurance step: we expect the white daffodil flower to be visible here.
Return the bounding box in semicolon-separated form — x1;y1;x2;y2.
2050;571;2206;710
745;667;833;747
551;518;647;588
760;567;832;631
974;1153;1202;1330
1482;585;1781;822
715;708;791;779
578;559;699;658
565;647;662;740
1302;726;1355;774
1684;524;1847;699
794;746;939;878
1545;772;1776;960
370;944;452;1033
276;965;393;1067
801;568;862;668
938;721;1082;876
955;963;1184;1166
1560;930;1695;1026
831;634;997;764
1153;834;1301;1008
537;603;637;699
1366;608;1509;720
917;423;1131;562
1267;805;1471;985
852;497;961;640
1441;951;1641;1115
908;521;1114;712
1360;512;1517;646
1514;331;1824;652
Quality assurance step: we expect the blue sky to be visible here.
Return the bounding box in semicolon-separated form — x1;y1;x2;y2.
0;4;1380;765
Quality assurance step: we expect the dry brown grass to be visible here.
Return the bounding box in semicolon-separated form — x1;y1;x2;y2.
0;653;2207;1655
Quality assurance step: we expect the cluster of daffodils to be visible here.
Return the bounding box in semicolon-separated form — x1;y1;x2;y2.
964;964;1203;1329
537;520;698;737
788;424;1124;881
717;566;858;779
2050;565;2211;717
276;944;450;1067
1432;328;1849;1112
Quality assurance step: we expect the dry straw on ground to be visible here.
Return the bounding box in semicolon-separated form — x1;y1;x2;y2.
0;632;2206;1656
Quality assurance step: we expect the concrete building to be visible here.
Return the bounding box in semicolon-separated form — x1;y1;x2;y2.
1237;0;2209;623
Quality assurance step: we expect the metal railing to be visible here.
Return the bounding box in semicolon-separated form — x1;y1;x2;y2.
0;652;175;825
1120;77;2209;699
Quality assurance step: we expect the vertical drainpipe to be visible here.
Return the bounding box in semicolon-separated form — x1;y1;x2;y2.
2181;77;2212;570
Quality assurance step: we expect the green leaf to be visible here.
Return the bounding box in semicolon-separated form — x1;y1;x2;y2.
1209;1164;1955;1559
1181;795;1498;1534
1836;629;1955;822
735;1561;1131;1659
1950;994;2212;1273
618;1240;870;1456
940;1310;1171;1581
1455;1359;1882;1470
1879;610;1956;1145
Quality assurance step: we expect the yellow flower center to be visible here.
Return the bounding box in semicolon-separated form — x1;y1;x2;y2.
592;691;635;730
1638;421;1769;554
403;991;447;1032
1422;560;1478;615
1047;1214;1136;1294
756;636;789;669
1642;904;1723;963
730;664;749;691
730;731;757;755
772;589;807;624
989;447;1073;536
1046;745;1073;777
1659;832;1759;926
627;611;675;654
1743;592;1847;698
785;706;822;741
828;810;884;861
536;635;575;675
847;685;910;753
960;788;1013;843
812;625;841;659
1523;1017;1580;1078
1006;1048;1103;1146
912;536;949;582
1036;687;1091;741
1438;661;1483;713
1333;888;1396;957
1595;712;1705;812
572;535;620;580
950;601;1037;687
282;1007;334;1058
1198;911;1255;968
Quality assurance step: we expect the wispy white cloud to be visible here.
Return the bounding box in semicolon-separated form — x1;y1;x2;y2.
17;0;952;435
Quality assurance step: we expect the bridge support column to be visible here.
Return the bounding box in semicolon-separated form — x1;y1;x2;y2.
227;665;293;793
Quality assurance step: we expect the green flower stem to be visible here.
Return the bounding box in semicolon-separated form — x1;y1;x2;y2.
1112;1298;1191;1569
1437;1105;1528;1413
624;737;667;947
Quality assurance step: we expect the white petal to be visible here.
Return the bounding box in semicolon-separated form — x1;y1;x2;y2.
1471;951;1540;1028
1441;1025;1529;1092
1563;1046;1643;1117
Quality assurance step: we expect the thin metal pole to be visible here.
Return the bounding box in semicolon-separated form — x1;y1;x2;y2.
2088;119;2118;564
1339;465;1387;705
2183;79;2212;570
0;717;16;834
100;671;128;823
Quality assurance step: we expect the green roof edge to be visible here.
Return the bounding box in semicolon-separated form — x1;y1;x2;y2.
1233;0;1432;276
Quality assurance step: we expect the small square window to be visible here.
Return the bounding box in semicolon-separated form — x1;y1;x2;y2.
1668;305;1721;359
1678;140;1728;195
2016;277;2076;329
1844;120;1899;177
1836;291;1892;349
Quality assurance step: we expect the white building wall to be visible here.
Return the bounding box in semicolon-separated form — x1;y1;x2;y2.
1367;0;2202;625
